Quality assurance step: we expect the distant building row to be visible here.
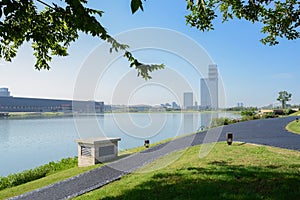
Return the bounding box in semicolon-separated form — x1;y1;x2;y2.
0;88;104;113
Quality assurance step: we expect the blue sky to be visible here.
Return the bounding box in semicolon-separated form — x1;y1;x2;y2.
1;0;300;107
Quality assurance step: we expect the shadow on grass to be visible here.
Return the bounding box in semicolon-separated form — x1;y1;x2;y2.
100;162;300;200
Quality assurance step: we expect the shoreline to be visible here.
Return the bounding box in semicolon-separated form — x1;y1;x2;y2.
0;111;240;176
1;116;299;199
1;117;298;198
0;110;238;119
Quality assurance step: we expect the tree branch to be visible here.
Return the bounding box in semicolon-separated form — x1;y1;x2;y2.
36;0;54;9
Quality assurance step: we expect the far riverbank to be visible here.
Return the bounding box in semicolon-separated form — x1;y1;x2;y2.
0;110;240;119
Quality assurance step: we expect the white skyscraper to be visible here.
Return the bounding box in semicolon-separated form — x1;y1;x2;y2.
200;78;210;109
183;92;193;109
200;64;218;110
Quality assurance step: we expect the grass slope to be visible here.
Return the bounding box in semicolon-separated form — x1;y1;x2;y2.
289;111;300;116
286;120;300;134
75;142;300;200
0;139;170;199
0;164;102;200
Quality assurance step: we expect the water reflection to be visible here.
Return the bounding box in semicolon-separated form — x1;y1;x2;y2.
74;114;105;138
200;112;219;130
183;113;201;134
0;119;10;147
0;112;239;176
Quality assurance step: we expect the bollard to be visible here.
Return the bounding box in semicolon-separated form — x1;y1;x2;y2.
144;140;150;148
226;132;233;145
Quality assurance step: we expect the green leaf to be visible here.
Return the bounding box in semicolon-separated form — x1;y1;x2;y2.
131;0;143;14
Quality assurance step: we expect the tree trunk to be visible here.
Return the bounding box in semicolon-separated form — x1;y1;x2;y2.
282;100;286;109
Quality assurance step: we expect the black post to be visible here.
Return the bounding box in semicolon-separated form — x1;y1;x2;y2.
226;132;233;145
144;140;150;148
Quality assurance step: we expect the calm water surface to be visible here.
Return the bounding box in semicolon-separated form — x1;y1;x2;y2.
0;112;239;176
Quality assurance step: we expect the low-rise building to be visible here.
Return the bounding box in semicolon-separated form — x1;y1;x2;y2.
0;88;104;113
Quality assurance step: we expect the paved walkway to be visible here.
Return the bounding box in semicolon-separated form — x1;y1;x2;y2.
10;116;300;200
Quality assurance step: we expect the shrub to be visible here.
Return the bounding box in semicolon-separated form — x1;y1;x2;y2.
210;117;236;127
241;114;261;121
241;107;258;117
285;109;296;115
0;157;77;190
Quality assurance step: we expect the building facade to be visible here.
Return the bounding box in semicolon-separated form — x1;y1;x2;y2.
172;101;180;110
0;88;104;113
200;64;219;110
0;88;11;97
183;92;193;109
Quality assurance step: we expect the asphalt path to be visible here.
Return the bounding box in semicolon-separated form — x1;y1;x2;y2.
9;116;300;200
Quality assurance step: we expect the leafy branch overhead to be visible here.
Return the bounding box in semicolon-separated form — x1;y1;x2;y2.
0;0;163;79
185;0;300;45
131;0;144;14
0;0;300;79
107;37;164;80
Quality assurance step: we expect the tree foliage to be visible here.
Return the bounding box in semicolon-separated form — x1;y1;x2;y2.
241;107;258;116
277;90;292;109
0;0;163;80
129;0;300;45
186;0;300;45
0;0;299;78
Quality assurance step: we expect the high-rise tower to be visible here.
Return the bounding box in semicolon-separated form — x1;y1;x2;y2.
183;92;193;109
200;64;218;110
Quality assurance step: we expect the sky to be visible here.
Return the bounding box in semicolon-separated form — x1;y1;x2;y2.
1;0;300;108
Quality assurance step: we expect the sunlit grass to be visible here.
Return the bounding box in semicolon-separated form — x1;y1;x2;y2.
0;164;101;200
7;112;69;119
286;119;300;134
289;111;300;116
0;139;171;199
75;142;300;200
2;139;300;200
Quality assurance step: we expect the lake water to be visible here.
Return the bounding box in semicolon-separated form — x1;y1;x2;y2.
0;112;239;176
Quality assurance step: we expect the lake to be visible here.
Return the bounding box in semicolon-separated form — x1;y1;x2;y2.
0;112;239;176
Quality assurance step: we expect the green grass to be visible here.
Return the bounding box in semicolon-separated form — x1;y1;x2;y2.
6;112;71;119
2;140;300;200
75;142;300;200
0;164;102;200
286;120;300;134
0;139;171;199
289;111;300;116
0;157;78;191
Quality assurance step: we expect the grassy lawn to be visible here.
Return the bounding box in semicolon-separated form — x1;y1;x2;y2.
75;142;300;200
286;120;300;134
0;139;170;199
0;164;102;200
289;111;300;116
